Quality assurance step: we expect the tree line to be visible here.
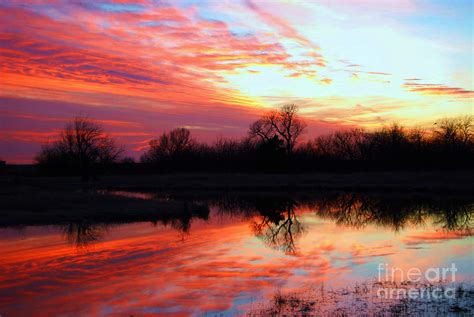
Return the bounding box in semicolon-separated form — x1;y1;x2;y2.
35;104;474;179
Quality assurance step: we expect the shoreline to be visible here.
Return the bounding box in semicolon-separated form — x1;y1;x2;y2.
2;170;473;192
2;170;472;227
1;173;473;227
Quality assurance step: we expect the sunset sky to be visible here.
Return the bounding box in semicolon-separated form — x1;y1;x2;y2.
0;0;472;163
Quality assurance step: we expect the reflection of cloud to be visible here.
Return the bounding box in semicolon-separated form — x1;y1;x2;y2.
0;221;338;316
348;243;396;262
403;231;472;246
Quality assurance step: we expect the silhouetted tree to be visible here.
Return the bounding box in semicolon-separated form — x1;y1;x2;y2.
67;114;472;175
312;128;366;160
120;156;136;164
249;119;275;143
368;124;410;165
0;159;5;174
408;127;427;149
211;137;256;172
434;117;459;145
458;116;474;145
431;116;473;166
254;135;286;171
249;104;307;155
35;117;123;180
141;127;195;163
434;116;473;146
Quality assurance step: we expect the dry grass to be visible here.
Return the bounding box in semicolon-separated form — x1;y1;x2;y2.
247;281;474;316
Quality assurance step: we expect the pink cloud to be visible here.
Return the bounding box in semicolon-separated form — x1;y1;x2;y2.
402;82;474;98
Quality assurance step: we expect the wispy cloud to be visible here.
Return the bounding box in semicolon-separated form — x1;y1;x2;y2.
402;82;474;98
244;0;321;51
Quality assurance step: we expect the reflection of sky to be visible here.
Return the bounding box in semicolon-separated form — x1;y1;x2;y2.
0;210;472;316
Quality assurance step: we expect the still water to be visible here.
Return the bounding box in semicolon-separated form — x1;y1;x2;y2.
0;191;472;316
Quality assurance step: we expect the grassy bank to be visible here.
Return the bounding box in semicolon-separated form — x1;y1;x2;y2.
247;281;474;316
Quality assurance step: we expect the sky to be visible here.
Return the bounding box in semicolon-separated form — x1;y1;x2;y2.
0;0;472;163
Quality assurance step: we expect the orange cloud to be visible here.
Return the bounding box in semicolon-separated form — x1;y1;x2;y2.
402;82;474;98
320;78;333;85
403;230;472;246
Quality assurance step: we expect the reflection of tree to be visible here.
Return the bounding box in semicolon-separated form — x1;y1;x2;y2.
158;192;472;253
433;201;473;232
62;202;210;249
252;199;304;255
59;191;473;251
313;193;473;233
152;202;209;235
63;221;109;249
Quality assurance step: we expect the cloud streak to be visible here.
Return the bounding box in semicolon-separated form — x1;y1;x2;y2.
402;82;474;99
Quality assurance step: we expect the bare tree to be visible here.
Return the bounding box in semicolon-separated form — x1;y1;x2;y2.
457;115;473;145
311;129;367;160
142;127;194;162
36;117;123;180
249;104;307;155
249;119;275;143
434;117;460;145
169;127;193;153
408;127;427;151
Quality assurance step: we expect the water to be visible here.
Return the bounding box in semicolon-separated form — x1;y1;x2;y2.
0;191;473;316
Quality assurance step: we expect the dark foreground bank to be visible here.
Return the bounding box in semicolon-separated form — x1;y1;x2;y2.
1;170;472;228
2;170;474;192
1;182;473;229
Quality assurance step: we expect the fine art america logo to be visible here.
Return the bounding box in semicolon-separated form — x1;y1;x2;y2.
376;263;459;299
